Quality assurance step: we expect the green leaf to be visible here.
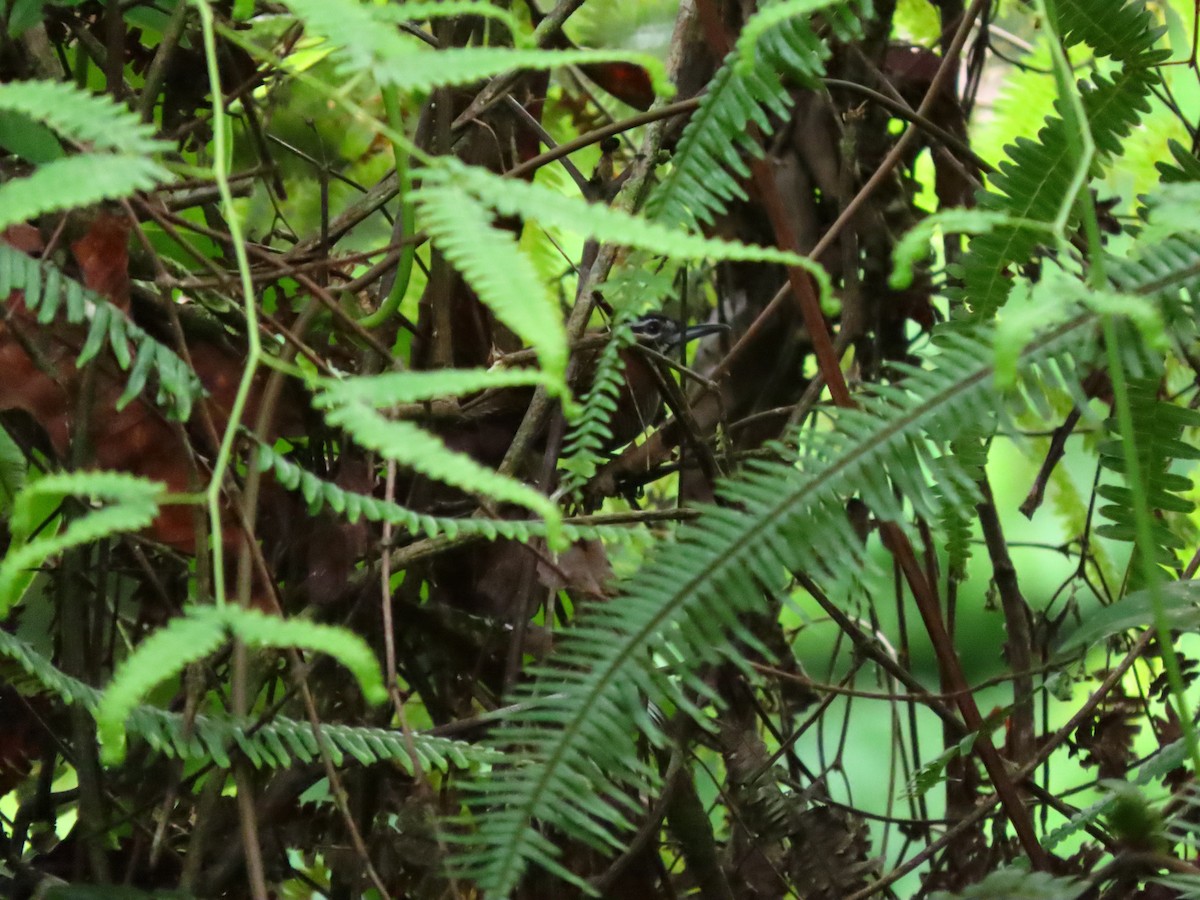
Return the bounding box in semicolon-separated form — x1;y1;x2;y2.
0;425;27;513
0;80;171;229
5;0;47;38
457;317;1099;894
0;154;167;232
0;244;203;420
374;2;525;43
736;0;851;73
0;620;497;775
0;472;164;615
377;45;671;97
645;0;864;229
0;109;62;163
1058;580;1200;652
0;80;162;153
278;0;668;94
890;209;1052;290
432;158;832;277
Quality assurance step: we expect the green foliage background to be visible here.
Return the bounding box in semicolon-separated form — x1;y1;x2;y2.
2;0;1200;898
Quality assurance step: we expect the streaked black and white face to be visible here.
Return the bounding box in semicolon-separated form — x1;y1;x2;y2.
630;314;727;351
630;313;679;349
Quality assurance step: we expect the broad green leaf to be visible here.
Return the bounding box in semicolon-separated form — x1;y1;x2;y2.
1058;580;1200;652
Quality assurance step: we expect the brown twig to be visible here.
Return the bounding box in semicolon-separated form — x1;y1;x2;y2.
881;521;1050;869
233;760;270;900
694;0;852;407
506;97;702;181
977;474;1037;765
845;630;1155;899
451;0;590;130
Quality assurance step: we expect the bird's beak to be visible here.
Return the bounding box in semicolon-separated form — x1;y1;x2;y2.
680;322;729;344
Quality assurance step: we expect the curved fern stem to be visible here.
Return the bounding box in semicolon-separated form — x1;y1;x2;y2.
1103;316;1200;777
1038;0;1094;237
358;84;415;330
1045;0;1200;776
193;0;261;609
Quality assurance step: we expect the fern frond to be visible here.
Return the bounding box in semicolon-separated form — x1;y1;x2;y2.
1044;736;1190;849
0;472;164;615
556;265;677;490
413;181;568;383
0;79;165;155
0;80;171;227
736;0;860;73
255;440;627;544
1058;580;1200;652
427;158;832;288
1090;186;1200;586
319;401;562;539
96;609;229;765
0;628;105;710
1155;139;1200;183
221;604;388;702
279;0;668;96
557;266;680;491
374;2;526;43
0;428;26;513
0;243;204;419
558;320;636;490
97;604;388;764
1159;786;1200;886
1114;244;1200;332
0;628;496;774
314;367;552;409
1047;456;1120;590
1095;378;1200;580
941;433;990;578
0;156;168;230
957;64;1159;317
279;0;464;74
225;719;498;773
647;0;865;229
952;0;1166;319
1109;190;1200;368
455;315;1103;895
1110;183;1200;321
1053;0;1166;61
556;267;681;494
379;46;669;96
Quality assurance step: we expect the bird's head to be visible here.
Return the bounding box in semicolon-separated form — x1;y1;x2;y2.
630;313;727;351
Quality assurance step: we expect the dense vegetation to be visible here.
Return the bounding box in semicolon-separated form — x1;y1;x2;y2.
2;0;1200;897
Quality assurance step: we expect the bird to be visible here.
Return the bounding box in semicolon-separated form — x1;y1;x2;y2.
610;313;727;447
629;312;725;350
